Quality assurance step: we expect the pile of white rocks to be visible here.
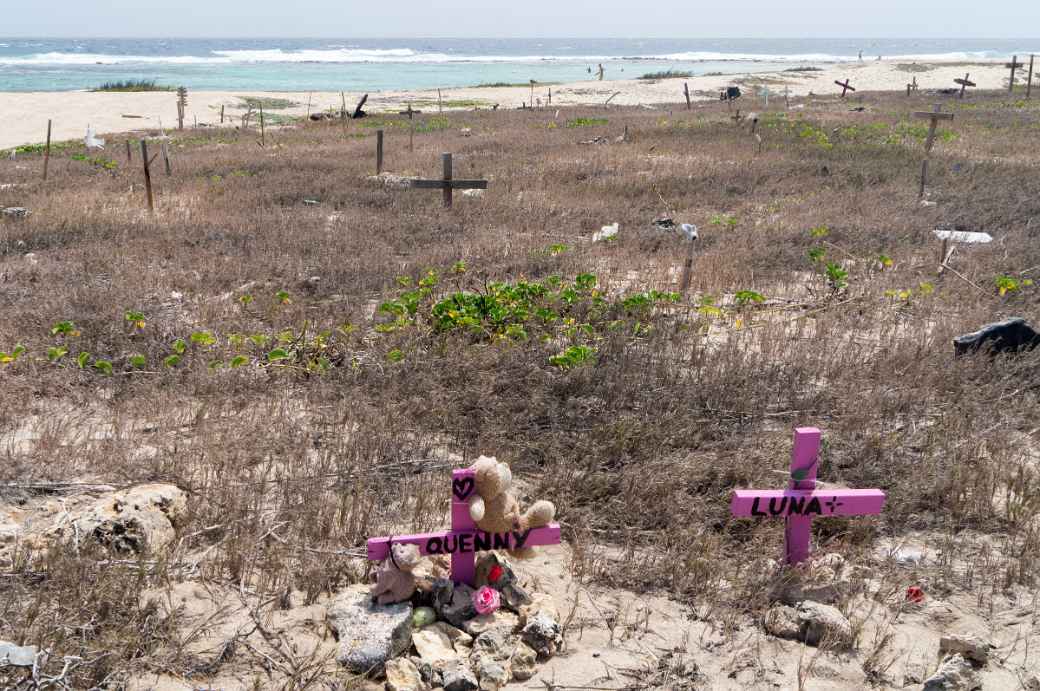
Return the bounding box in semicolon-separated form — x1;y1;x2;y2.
327;553;562;691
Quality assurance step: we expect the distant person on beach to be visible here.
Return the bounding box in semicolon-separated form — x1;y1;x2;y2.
597;63;605;80
858;50;863;61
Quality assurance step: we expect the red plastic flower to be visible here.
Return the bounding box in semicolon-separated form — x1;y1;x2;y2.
472;585;501;615
488;564;504;584
905;586;925;603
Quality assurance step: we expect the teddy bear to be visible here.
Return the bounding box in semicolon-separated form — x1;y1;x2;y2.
370;542;422;605
468;456;555;559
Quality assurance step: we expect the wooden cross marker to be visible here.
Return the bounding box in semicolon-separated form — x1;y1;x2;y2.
400;103;420;151
835;79;855;97
408;153;488;208
913;104;954;198
176;86;188;131
954;73;975;99
1007;55;1020;93
730;427;885;565
368;464;561;585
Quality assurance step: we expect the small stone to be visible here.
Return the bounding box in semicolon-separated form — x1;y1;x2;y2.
57;484;186;554
0;641;37;666
464;610;519;639
410;656;440;687
413;624;462;669
1;207;30;219
796;601;853;649
437;583;477;628
327;584;413;674
923;654;980;691
385;657;424;691
521;612;562;660
763;603;800;640
442;659;479;691
471;651;510;690
920;200;938;208
509;641;538;681
893;547;925;566
939;634;990;666
413;606;437;628
460;128;472;137
472;630;512;661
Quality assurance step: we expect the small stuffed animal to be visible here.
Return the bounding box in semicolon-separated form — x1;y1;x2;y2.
371;543;422;605
469;456;555;559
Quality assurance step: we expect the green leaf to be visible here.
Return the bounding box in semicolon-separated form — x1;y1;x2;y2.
386;349;405;363
172;339;187;355
809;225;830;238
229;355;249;368
275;289;291;305
76;352;91;369
163;354;181;368
47;346;68;362
266;348;290;362
129;354;146;369
11;344;26;359
93;359;113;376
51;320;77;336
190;331;216;347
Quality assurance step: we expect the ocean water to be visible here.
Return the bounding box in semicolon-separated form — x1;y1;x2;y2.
0;38;1037;92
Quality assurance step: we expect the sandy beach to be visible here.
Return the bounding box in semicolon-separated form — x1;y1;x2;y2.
0;59;1018;150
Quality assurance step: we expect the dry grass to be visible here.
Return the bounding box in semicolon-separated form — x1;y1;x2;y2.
2;90;1040;687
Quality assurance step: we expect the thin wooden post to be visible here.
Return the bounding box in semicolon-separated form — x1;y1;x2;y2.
340;92;347;120
140;140;154;214
126;139;132;164
376;129;384;174
919;159;929;200
220;105;224;124
161;141;171;176
683;82;691;110
1028;55;1035;100
306;92;312;119
438;89;443;113
906;83;911;97
548;88;552;106
1008;56;1019;93
679;240;696;296
259;104;266;147
42;119;51;181
530;80;535;109
442;152;452;208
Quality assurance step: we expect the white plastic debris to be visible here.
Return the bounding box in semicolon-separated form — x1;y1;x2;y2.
681;223;698;242
0;641;37;667
462;188;484;198
593;222;619;242
933;229;992;244
919;200;938;208
460;128;472;137
85;124;105;150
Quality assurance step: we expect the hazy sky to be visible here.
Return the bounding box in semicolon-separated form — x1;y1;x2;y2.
2;0;1038;38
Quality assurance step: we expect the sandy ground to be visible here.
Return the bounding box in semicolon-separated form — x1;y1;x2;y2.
0;60;1021;151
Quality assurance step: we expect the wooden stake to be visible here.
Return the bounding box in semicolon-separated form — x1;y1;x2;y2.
340;92;347;120
140;140;154;214
679;240;696;296
42;119;51;181
220;105;224;124
442;153;453;208
683;82;691;110
438;89;443;113
259;104;266;147
548;88;552;106
1007;55;1019;93
306;92;312;119
1028;55;1035;100
376;129;384;174
919;159;929;200
161;141;171;176
126;139;132;164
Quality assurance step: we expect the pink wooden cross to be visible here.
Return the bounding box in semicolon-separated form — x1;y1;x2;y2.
367;466;562;585
730;427;885;565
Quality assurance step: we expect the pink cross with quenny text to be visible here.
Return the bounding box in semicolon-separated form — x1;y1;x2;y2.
730;427;885;565
368;466;562;585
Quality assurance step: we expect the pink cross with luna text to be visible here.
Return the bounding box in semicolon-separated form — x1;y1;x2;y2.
730;427;885;565
368;466;562;585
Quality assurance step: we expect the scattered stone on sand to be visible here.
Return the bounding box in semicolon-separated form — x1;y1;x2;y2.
0;641;37;666
327;584;413;674
470;651;510;690
763;603;802;640
57;483;186;554
2;207;30;218
413;622;472;669
939;634;991;666
893;546;926;566
519;609;562;660
462;188;484;198
954;318;1040;356
923;654;981;691
797;601;853;649
385;657;425;691
471;630;511;661
509;641;538;681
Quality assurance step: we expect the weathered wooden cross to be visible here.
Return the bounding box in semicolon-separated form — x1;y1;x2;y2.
913;104;954;198
368;465;561;585
954;73;976;99
730;427;885;565
835;79;856;97
408;153;488;208
1007;55;1020;93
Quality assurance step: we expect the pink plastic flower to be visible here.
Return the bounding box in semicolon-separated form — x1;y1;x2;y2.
472;586;501;615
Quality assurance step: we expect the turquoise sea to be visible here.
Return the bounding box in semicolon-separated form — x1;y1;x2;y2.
0;38;1037;92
